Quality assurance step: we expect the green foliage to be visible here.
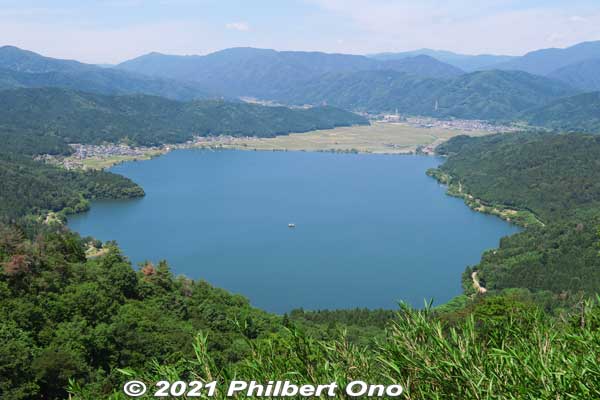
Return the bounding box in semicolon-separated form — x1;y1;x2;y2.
433;132;600;301
0;152;144;221
70;298;600;400
549;59;600;92
0;87;368;155
279;69;575;119
436;132;600;222
0;226;283;399
520;91;600;133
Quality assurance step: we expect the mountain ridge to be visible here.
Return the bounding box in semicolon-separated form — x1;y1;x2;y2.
0;87;368;155
0;46;212;100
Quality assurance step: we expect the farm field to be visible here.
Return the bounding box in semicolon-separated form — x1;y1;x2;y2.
198;122;491;154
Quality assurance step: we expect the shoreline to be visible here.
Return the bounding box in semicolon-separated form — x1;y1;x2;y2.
426;168;545;228
58;140;438;171
52;121;497;170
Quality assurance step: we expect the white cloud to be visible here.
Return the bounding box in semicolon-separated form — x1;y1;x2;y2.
569;15;587;22
225;21;250;31
306;0;600;55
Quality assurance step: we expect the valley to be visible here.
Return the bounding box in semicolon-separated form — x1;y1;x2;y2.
53;121;493;171
2;29;600;399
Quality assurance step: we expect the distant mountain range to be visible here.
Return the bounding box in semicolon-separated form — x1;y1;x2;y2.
117;47;466;99
491;41;600;76
371;41;600;83
369;49;515;72
0;46;211;100
278;69;575;120
1;42;600;133
114;43;600;116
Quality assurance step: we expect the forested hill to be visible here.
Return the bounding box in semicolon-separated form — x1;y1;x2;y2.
548;59;600;91
117;47;465;98
435;132;600;222
0;87;367;155
0;152;144;221
519;91;600;133
431;132;600;302
277;69;575;120
3;217;599;399
0;46;211;100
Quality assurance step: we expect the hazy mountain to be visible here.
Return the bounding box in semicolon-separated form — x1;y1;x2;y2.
491;41;600;76
519;91;600;133
117;47;464;98
0;87;367;153
117;47;379;98
381;55;464;78
547;58;600;91
370;49;515;71
278;69;575;120
0;46;210;100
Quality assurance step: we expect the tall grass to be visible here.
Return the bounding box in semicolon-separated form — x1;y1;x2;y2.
70;300;600;399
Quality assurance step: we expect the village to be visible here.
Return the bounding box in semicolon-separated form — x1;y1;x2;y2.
39;115;519;170
374;113;521;133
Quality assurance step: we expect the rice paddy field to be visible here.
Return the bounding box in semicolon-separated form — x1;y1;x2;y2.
201;122;490;154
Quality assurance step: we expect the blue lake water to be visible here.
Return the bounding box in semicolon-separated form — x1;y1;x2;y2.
68;149;519;313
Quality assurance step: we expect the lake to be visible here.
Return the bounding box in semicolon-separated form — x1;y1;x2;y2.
68;149;519;313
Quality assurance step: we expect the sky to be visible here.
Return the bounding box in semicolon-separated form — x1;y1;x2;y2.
1;0;599;64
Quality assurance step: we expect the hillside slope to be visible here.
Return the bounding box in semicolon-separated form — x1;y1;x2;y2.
0;87;367;154
0;46;210;100
432;132;600;297
279;69;575;119
519;92;600;133
548;58;600;91
370;49;515;71
491;40;600;75
117;47;465;98
381;55;464;78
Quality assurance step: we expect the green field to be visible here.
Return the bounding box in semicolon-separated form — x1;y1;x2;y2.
74;150;165;170
198;122;490;154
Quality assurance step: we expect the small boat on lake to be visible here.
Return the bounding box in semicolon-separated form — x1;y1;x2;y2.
288;223;296;228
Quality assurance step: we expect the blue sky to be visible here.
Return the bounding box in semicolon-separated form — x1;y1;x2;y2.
1;0;599;63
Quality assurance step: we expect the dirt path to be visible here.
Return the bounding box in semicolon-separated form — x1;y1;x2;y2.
471;271;487;294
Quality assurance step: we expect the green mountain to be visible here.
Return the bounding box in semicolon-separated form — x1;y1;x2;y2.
0;87;367;154
431;132;600;298
0;46;210;100
117;47;381;98
117;47;464;98
519;92;600;133
491;40;600;75
548;58;600;91
279;69;575;120
370;48;515;71
0;152;144;221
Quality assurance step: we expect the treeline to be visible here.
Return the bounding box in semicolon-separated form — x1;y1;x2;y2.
0;224;398;399
436;132;600;222
0;87;368;155
2;224;599;399
0;152;144;221
470;217;600;298
72;287;600;399
431;132;600;301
